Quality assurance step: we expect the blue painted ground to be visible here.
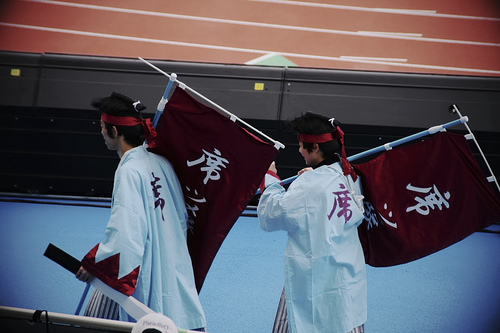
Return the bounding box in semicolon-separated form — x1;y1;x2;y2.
1;199;499;332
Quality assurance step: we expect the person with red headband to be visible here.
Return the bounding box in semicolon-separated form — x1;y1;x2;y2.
258;112;367;333
75;92;207;331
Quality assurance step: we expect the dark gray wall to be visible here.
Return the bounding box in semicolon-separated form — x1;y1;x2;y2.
1;51;499;197
2;51;499;131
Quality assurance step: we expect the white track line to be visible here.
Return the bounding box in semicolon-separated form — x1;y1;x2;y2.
22;0;500;47
249;0;500;21
3;22;500;75
340;56;408;63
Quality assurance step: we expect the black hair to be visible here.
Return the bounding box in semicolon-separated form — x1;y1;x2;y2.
288;111;342;159
92;91;147;147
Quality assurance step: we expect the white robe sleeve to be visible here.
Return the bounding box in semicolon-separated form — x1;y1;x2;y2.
258;172;306;233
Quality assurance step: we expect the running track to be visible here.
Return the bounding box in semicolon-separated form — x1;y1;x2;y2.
1;0;500;76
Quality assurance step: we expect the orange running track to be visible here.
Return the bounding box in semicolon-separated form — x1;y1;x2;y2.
1;0;500;76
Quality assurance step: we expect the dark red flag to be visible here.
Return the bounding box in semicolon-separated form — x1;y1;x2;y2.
150;87;280;291
353;131;500;267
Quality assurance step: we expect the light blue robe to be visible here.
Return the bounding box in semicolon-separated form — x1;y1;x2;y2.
258;163;367;333
86;144;206;329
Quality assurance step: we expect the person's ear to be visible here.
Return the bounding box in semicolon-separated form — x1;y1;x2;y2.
313;143;319;152
111;125;118;138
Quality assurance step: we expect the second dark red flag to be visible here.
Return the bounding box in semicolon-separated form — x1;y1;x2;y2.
353;132;500;267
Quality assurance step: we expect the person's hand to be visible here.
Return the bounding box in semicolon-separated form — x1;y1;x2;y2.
298;167;313;176
76;266;94;283
268;161;277;174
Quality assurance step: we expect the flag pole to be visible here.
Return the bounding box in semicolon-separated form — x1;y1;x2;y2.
347;117;468;161
138;57;285;150
74;283;90;315
266;117;469;192
450;104;500;192
153;73;177;128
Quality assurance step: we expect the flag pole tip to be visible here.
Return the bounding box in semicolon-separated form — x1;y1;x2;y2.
170;73;177;81
460;116;468;123
274;141;285;150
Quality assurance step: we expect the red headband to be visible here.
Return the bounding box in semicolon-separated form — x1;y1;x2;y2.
101;113;158;148
297;126;357;181
297;132;335;143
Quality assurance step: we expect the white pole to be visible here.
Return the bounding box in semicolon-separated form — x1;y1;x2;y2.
0;305;134;332
138;57;285;150
451;104;500;192
0;305;199;333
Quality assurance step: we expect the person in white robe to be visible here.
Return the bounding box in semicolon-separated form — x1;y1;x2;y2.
258;112;367;333
76;92;206;331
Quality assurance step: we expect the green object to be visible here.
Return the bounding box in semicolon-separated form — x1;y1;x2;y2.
247;53;297;67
